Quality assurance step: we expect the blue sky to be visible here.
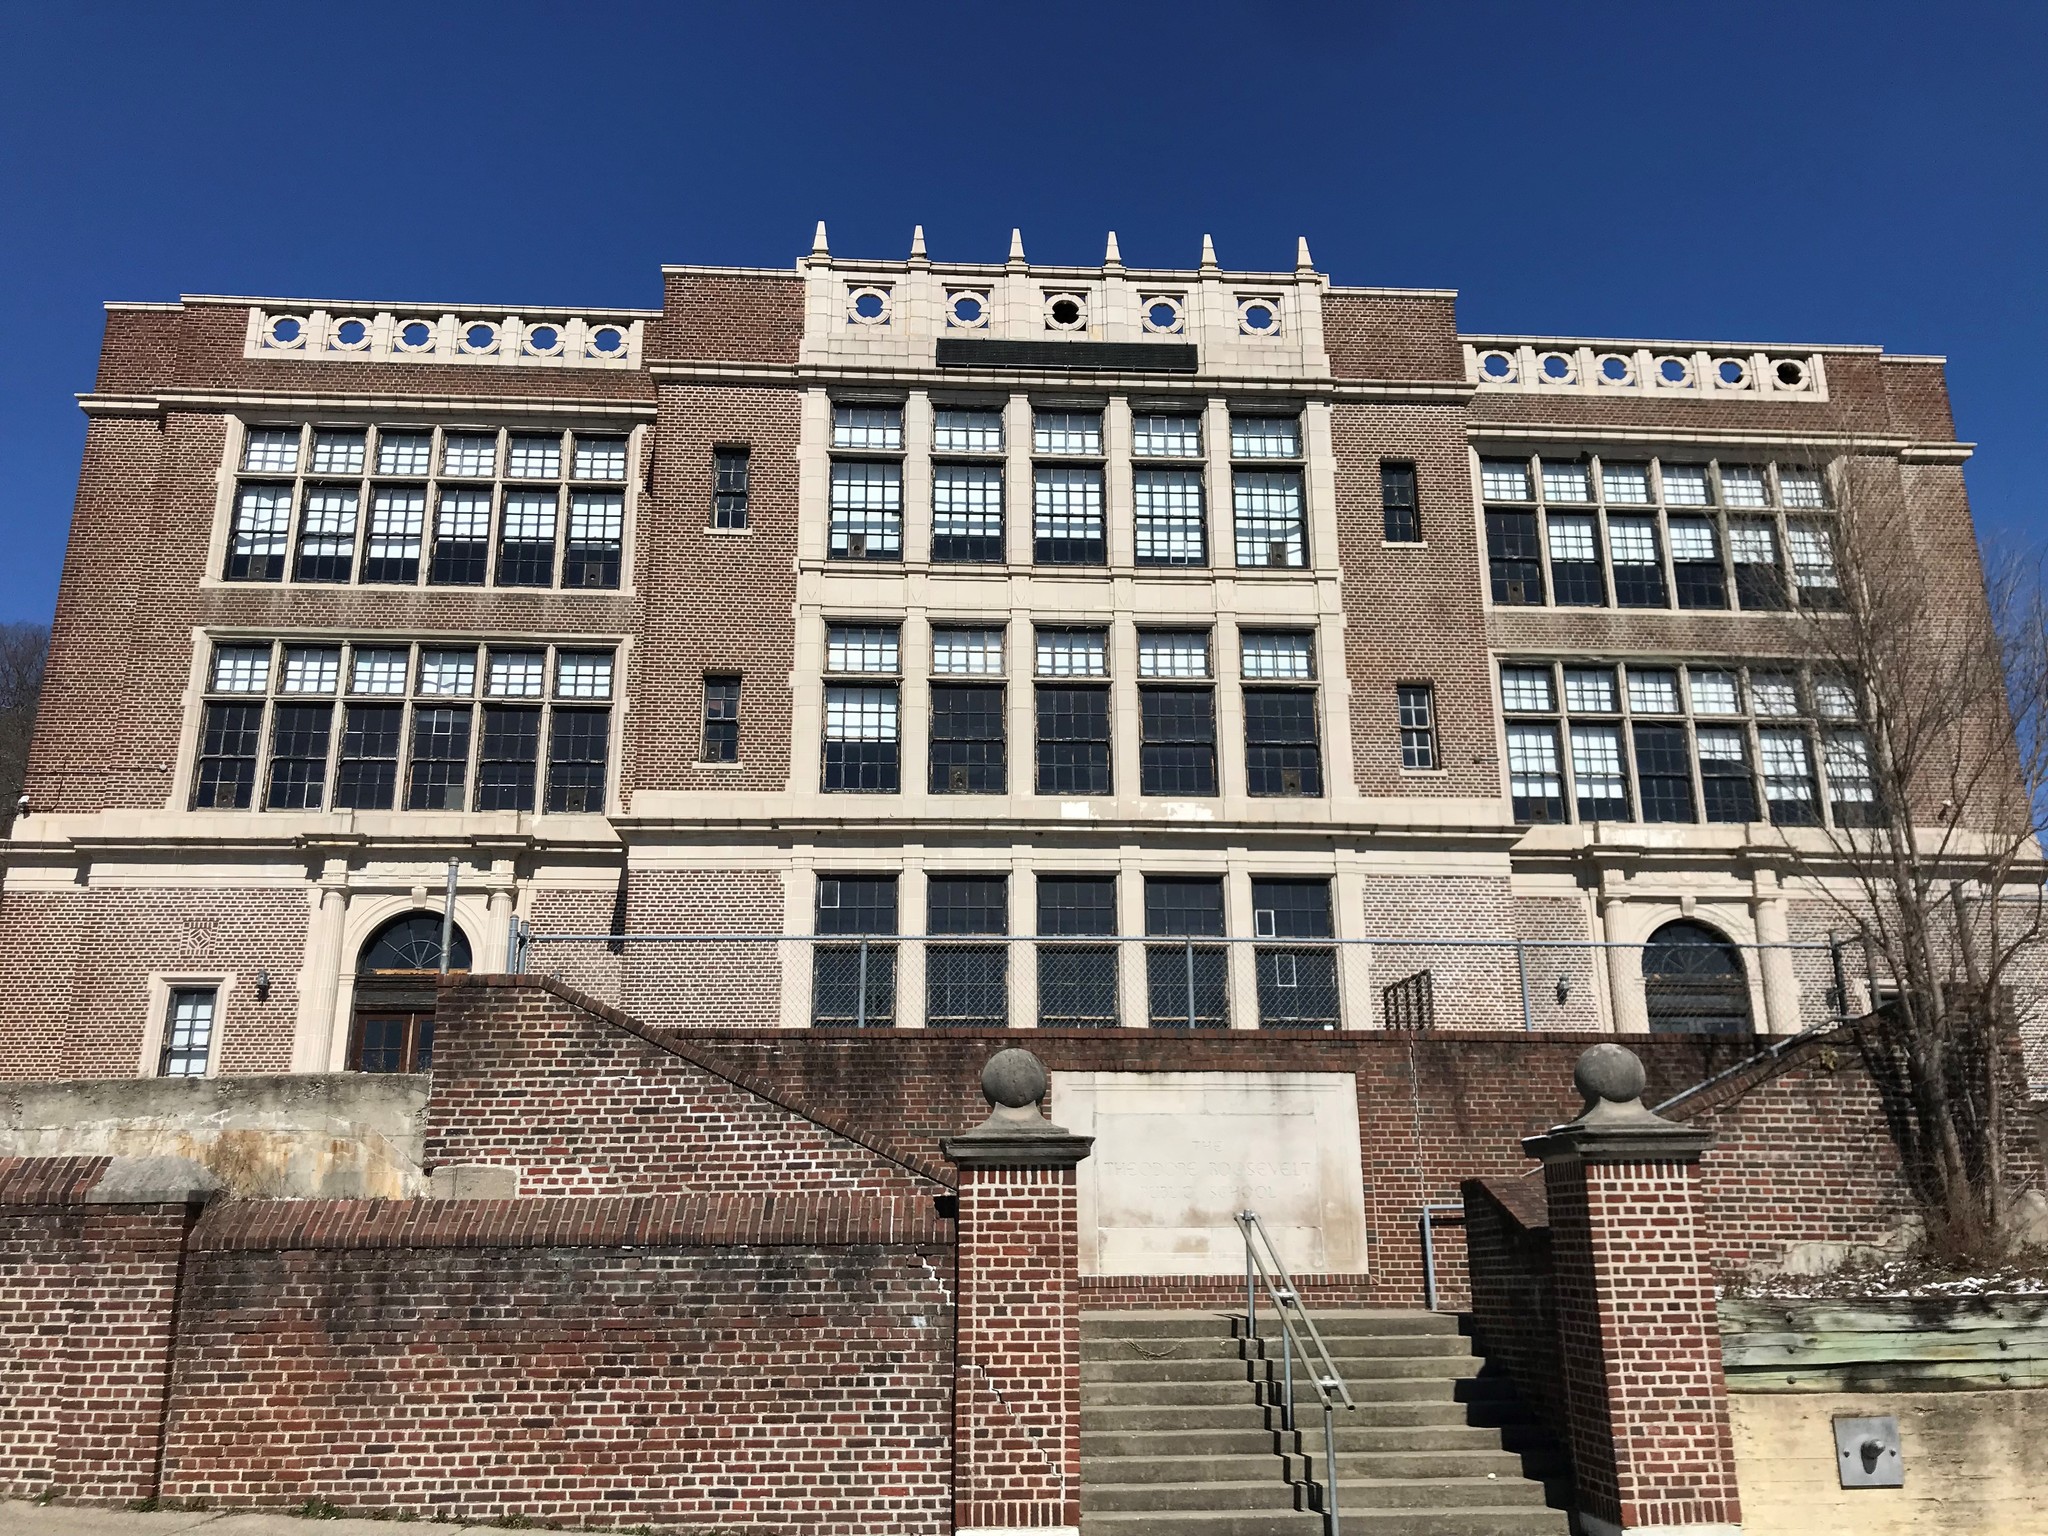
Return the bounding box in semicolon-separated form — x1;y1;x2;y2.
0;1;2041;623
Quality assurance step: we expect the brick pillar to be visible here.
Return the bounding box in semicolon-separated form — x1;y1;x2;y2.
941;1047;1093;1536
1523;1044;1742;1536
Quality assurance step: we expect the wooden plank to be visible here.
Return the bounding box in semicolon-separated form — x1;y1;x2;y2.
1723;1328;2048;1369
1720;1297;2048;1335
1726;1357;2048;1393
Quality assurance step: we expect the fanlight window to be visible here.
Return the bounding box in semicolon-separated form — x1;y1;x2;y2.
358;912;472;974
1641;919;1752;1036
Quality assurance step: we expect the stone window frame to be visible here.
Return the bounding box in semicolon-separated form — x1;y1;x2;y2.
139;972;240;1079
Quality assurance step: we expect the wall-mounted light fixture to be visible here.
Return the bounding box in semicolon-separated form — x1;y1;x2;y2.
1555;975;1571;1006
255;969;271;1002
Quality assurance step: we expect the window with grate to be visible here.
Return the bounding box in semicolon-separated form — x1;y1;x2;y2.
1033;465;1106;565
1396;683;1437;771
1140;686;1217;795
701;675;740;764
1143;876;1228;1029
1252;878;1337;1031
829;461;903;560
933;463;1005;562
230;425;623;590
812;875;897;1028
926;876;1011;1025
1247;688;1322;795
160;988;217;1077
712;446;750;529
931;684;1005;793
1036;685;1111;795
1381;461;1420;543
1134;468;1206;565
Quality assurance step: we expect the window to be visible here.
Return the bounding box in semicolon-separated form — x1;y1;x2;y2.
702;676;740;763
935;408;1004;454
1134;469;1206;565
1397;683;1437;770
1247;688;1322;795
1037;875;1118;1028
1609;517;1667;607
1139;646;1216;796
1230;416;1301;459
1633;723;1696;822
1669;517;1726;608
1688;669;1741;717
1825;731;1879;825
829;461;903;560
160;988;217;1077
1626;667;1680;715
1033;410;1102;456
1487;512;1544;604
1500;666;1555;714
926;876;1008;1030
1570;724;1629;821
1380;461;1420;542
1507;723;1565;822
1232;470;1305;567
1730;521;1786;610
1036;685;1110;795
1720;464;1768;507
1662;464;1710;506
1480;460;1532;501
1144;876;1228;1029
1541;461;1591;503
931;684;1005;793
933;463;1005;563
1138;631;1209;679
1252;878;1338;1031
1133;413;1202;458
712;447;750;529
823;688;899;792
1562;667;1616;714
934;627;1004;676
832;404;903;452
1780;468;1827;509
228;425;624;590
1697;728;1758;822
1242;632;1314;679
195;638;610;814
1760;728;1818;825
1036;628;1107;678
1034;465;1105;565
812;875;897;1028
1547;514;1604;605
826;623;898;675
1602;462;1651;504
1788;521;1840;607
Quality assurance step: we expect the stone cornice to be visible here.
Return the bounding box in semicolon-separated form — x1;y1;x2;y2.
78;391;657;420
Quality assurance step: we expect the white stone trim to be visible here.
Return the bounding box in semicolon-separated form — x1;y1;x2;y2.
139;971;239;1078
243;309;644;371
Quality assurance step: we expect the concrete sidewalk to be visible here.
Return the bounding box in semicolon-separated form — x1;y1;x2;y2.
0;1505;551;1536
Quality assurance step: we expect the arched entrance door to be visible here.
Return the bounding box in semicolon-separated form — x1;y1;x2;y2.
349;912;472;1072
1641;919;1753;1036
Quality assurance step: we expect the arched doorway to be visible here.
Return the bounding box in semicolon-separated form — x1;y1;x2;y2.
1641;919;1753;1036
349;912;472;1072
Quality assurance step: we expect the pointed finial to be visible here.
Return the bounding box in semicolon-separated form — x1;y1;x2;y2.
1199;233;1219;273
811;220;830;258
1296;236;1315;273
909;224;929;269
1103;231;1123;271
1007;227;1027;270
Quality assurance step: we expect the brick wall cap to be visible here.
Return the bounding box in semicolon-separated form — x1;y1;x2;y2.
1523;1122;1714;1165
941;1131;1094;1170
86;1155;222;1206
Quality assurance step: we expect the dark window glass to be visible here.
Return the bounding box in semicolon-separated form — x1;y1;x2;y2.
1145;877;1225;937
930;684;1006;793
1380;461;1419;542
1397;684;1437;771
816;875;898;935
351;1013;435;1073
405;706;472;810
1670;516;1728;609
1699;733;1758;824
1252;879;1332;938
545;708;609;812
265;703;332;810
430;493;491;585
1143;876;1227;1029
359;912;472;972
1643;920;1753;1037
1610;522;1668;608
194;703;262;809
1039;945;1118;1028
1546;515;1606;606
1037;875;1117;936
928;876;1008;935
334;704;402;809
1732;520;1787;609
1252;880;1338;1032
933;463;1005;563
702;676;740;763
713;446;750;530
496;493;558;587
1139;688;1217;796
812;945;895;1028
475;706;540;811
563;494;623;588
1245;688;1322;795
822;684;900;793
1633;723;1697;823
1036;686;1111;795
1486;511;1544;604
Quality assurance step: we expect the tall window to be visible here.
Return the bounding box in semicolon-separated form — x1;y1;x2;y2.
1231;415;1306;567
931;683;1005;793
1035;628;1110;795
1144;877;1228;1029
1380;461;1420;543
933;464;1005;562
701;675;740;763
1243;632;1323;796
160;988;217;1077
1032;411;1105;566
829;460;903;560
712;446;750;530
1134;469;1206;566
822;624;901;793
1139;632;1216;795
1253;878;1338;1031
1397;684;1437;771
193;639;610;814
812;874;897;1028
927;876;1008;1029
1037;875;1118;1028
228;424;623;590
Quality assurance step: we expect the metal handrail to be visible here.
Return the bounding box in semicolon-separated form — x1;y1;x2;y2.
1237;1210;1355;1536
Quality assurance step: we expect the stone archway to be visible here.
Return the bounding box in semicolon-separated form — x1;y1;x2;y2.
1641;919;1753;1036
348;912;472;1072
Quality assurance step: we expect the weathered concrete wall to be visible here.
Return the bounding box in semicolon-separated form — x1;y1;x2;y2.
0;1076;426;1198
1729;1389;2048;1535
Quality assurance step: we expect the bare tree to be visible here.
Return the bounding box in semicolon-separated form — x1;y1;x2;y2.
1779;449;2046;1258
0;623;47;837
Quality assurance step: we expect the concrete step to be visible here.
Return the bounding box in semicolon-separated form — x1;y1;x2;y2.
1083;1399;1478;1432
1080;1507;1568;1536
1090;1446;1528;1485
1085;1353;1481;1383
1083;1331;1474;1362
1083;1454;1293;1487
1083;1478;1306;1513
1084;1308;1460;1341
1083;1423;1522;1460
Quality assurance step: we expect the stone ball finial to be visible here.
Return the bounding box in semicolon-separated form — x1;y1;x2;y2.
1575;1042;1648;1110
982;1047;1049;1110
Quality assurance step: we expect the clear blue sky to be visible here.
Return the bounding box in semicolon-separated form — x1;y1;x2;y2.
0;1;2041;624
